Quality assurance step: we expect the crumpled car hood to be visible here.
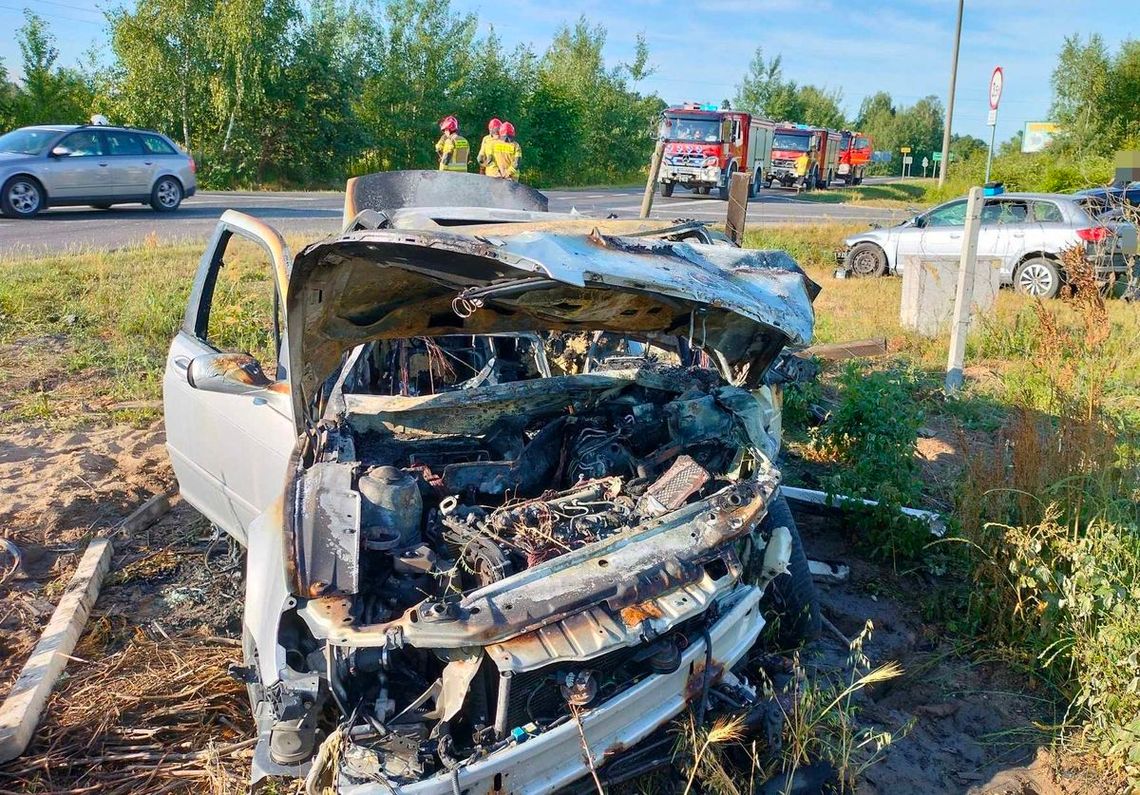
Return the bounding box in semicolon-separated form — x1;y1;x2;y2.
286;227;819;426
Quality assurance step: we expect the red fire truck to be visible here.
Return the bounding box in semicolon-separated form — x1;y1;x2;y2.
767;124;841;189
657;103;775;199
837;130;873;185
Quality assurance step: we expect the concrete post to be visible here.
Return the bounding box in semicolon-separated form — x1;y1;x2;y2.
945;186;984;392
640;139;666;219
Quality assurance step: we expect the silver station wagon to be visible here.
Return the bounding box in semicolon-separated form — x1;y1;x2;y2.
0;124;197;218
838;192;1138;298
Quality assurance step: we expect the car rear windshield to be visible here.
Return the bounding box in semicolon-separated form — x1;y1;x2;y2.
0;128;58;155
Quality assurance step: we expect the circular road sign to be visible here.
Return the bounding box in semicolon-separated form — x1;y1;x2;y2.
989;67;1004;110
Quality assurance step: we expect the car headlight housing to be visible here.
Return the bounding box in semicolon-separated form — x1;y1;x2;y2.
704;156;718;167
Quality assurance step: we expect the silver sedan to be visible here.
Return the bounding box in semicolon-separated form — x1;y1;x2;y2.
838;192;1137;298
0;124;197;218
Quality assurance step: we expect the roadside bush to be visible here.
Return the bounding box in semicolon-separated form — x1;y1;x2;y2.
811;363;929;563
956;253;1140;783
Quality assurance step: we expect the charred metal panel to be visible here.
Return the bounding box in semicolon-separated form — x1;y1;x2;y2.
347;170;548;217
292;461;360;597
287;228;818;426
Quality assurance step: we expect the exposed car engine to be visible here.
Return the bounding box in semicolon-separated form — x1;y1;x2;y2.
269;359;789;788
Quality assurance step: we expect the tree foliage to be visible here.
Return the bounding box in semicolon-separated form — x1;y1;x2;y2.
1050;34;1140;155
1;0;663;188
733;46;844;127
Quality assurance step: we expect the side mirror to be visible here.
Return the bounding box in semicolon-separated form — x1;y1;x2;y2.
49;146;69;158
912;215;926;228
187;352;272;395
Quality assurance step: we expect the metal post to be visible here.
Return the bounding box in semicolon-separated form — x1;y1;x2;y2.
640;139;666;219
938;0;964;187
945;186;984;392
984;117;997;183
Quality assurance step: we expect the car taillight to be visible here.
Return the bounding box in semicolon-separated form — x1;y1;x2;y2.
189;157;197;174
1076;227;1109;242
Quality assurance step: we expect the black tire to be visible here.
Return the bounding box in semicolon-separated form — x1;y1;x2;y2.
765;178;774;189
150;176;183;212
1014;257;1061;299
748;169;760;199
718;164;736;200
824;169;834;188
759;494;821;646
660;181;675;198
847;242;888;277
1;175;45;218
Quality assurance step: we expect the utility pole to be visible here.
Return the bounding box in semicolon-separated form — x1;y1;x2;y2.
938;0;964;187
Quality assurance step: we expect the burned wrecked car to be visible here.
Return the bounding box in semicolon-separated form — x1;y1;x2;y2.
162;171;821;793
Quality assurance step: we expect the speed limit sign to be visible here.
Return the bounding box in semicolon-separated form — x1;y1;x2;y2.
989;67;1004;110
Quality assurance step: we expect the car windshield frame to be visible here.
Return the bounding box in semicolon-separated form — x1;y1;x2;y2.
0;128;60;155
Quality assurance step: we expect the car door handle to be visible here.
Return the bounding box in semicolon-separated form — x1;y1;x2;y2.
173;356;190;372
948;233;962;239
98;162;109;167
144;161;153;166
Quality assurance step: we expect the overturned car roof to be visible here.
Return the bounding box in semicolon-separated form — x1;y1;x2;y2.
287;172;819;424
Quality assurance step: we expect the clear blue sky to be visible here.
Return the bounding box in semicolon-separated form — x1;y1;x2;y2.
1;0;1135;148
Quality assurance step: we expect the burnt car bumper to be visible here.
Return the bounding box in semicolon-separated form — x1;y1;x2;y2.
340;585;763;795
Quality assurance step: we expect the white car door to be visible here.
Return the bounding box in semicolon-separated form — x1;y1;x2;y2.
889;199;966;272
163;212;296;545
978;198;1035;281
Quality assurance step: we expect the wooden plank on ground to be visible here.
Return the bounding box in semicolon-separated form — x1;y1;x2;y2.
0;537;113;764
800;338;888;361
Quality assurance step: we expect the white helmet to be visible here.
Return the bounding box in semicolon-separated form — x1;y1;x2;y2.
90;114;110;126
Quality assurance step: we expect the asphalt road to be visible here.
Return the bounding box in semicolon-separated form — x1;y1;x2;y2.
0;182;914;255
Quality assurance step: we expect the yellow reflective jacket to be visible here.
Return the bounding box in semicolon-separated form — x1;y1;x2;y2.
794;152;810;177
477;134;499;170
488;139;520;180
438;134;470;172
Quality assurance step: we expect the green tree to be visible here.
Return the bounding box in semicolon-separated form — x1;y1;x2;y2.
11;11;92;126
797;84;845;129
733;46;784;117
949;133;987;162
1050;33;1110;153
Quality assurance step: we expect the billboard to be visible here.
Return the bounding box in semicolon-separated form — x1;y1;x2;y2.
1022;122;1060;153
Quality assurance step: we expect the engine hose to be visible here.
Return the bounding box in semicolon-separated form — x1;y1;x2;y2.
697;627;712;727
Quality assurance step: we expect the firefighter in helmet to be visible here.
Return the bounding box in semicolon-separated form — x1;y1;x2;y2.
435;116;470;172
487;122;521;181
477;118;502;174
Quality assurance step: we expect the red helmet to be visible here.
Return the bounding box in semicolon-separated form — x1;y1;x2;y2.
499;121;516;138
439;115;458;133
488;117;502;132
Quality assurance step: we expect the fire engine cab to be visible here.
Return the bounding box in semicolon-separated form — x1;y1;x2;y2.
657;103;775;199
838;131;873;185
768;124;841;189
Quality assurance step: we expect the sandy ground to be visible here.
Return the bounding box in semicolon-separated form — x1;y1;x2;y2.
0;422;1108;794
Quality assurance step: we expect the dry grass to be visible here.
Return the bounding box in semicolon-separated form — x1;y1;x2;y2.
2;637;252;795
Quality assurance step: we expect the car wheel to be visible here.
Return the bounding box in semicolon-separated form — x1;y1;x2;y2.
150;176;183;212
1015;257;1061;299
757;494;821;646
847;242;888;277
748;169;760;199
718;164;735;200
1;176;45;218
